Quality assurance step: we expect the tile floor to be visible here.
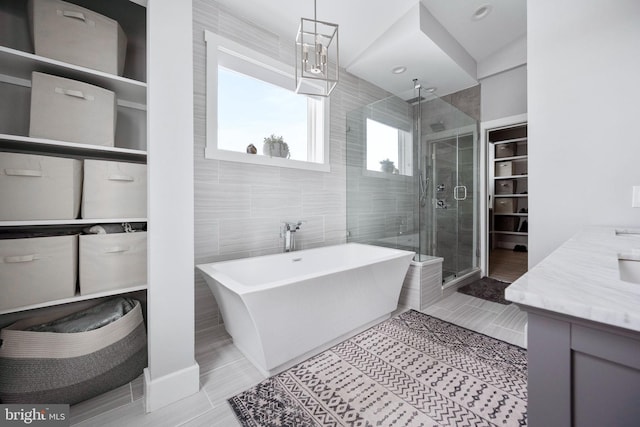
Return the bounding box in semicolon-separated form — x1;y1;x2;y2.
70;291;527;426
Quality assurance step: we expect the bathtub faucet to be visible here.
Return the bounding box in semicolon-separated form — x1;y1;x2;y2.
282;221;304;252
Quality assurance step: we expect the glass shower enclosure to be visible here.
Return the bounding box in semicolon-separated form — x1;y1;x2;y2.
346;91;479;286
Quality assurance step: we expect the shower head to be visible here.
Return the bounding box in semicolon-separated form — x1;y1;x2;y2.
406;96;425;105
413;78;421;90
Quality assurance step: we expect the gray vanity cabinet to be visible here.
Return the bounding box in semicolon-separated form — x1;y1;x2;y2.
526;308;640;427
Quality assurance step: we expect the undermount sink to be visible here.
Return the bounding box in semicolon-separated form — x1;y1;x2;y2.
618;251;640;284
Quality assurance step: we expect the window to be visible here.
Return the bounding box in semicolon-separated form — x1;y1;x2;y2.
205;31;329;171
366;118;412;176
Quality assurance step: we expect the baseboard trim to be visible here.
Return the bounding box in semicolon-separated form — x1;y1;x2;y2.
143;362;200;413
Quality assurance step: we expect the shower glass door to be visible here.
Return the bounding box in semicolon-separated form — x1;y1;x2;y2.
428;130;477;284
345;90;479;284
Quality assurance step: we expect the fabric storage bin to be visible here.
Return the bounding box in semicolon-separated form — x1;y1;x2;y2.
0;297;147;404
79;232;147;295
28;0;127;75
495;198;516;214
495;216;517;232
495;144;514;158
495;179;516;195
0;235;77;310
495;161;513;177
515;141;528;156
513;159;528;176
82;160;146;218
0;153;82;220
29;72;116;146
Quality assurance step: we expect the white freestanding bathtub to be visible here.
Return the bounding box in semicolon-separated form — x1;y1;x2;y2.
196;243;414;376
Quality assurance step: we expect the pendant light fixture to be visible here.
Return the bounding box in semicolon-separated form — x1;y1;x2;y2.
295;0;339;97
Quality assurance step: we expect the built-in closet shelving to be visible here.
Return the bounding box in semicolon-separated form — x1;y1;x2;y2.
0;0;147;316
489;125;528;249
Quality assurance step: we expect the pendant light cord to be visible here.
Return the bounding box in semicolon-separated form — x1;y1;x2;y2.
314;0;318;39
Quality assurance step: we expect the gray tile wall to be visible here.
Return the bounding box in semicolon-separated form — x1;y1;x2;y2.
398;260;443;310
193;0;392;329
346;96;418;251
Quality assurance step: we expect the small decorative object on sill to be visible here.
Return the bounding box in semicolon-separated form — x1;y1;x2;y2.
246;144;257;154
262;134;290;158
379;158;397;174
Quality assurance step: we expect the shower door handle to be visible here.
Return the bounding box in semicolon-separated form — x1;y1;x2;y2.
454;185;467;201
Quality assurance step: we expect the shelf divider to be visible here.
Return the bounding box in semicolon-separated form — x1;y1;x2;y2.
0;133;147;162
0;46;147;106
0;284;148;316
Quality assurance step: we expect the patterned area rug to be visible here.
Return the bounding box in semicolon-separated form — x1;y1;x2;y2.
458;277;512;305
229;310;528;426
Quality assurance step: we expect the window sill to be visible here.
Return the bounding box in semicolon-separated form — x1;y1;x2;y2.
205;148;331;172
362;169;412;179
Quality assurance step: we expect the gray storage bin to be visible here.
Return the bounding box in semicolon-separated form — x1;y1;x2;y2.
495;161;513;177
80;232;147;295
81;160;147;218
495;179;516;195
495;198;516;214
0;235;77;310
28;0;127;75
495;216;518;232
0;152;82;220
495;144;514;158
29;72;116;146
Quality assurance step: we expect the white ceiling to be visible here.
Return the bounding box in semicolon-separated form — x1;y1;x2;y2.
211;0;526;98
423;0;526;62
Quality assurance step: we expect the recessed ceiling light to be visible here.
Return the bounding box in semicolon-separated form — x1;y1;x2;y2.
392;66;407;74
425;87;437;93
472;4;492;21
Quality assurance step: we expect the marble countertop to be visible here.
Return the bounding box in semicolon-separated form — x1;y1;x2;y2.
505;226;640;333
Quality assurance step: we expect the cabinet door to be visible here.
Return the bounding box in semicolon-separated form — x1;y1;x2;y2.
573;352;640;427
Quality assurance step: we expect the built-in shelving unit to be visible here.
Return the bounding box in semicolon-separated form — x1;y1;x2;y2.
0;284;148;316
0;218;147;227
489;128;528;250
0;46;147;108
0;134;146;162
0;0;147;317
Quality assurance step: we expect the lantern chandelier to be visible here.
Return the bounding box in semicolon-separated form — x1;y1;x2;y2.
295;0;339;97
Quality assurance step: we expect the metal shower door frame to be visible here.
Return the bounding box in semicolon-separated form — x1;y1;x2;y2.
425;124;479;285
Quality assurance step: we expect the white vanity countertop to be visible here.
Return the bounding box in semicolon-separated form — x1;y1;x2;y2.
505;226;640;332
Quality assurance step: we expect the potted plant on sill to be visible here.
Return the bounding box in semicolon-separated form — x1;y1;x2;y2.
379;158;398;174
262;134;290;158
